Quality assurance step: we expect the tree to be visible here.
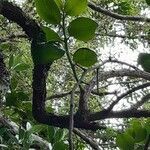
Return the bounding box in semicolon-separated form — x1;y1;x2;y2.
0;0;150;149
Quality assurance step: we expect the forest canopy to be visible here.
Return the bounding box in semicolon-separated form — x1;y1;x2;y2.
0;0;150;149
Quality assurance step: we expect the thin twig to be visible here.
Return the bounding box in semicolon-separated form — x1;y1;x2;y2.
131;93;150;110
107;82;150;111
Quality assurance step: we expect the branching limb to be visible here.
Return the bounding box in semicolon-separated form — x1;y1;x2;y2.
89;109;150;121
96;33;148;41
0;1;105;131
0;0;43;39
88;2;150;22
46;91;116;100
88;69;150;97
73;129;100;150
131;93;150;110
107;82;150;111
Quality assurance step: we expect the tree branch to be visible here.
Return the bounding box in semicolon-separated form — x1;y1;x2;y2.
73;129;100;150
0;0;105;131
46;91;116;100
88;2;150;22
131;93;150;110
0;0;43;39
107;82;150;111
89;109;150;121
96;33;148;40
86;69;150;101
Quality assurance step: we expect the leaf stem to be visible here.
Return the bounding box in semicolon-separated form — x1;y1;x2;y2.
62;13;79;83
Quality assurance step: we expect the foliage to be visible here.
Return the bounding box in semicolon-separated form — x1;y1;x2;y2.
0;0;150;150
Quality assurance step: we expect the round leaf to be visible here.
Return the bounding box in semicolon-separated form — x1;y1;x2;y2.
116;133;135;150
131;120;147;142
42;26;61;42
138;53;150;73
31;42;65;64
64;0;87;16
68;17;98;41
35;0;61;24
73;48;97;67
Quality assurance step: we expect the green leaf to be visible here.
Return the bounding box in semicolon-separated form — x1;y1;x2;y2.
13;63;30;71
17;92;29;101
31;41;65;64
47;126;56;143
146;0;150;6
73;48;97;67
0;42;11;50
145;120;150;134
138;53;150;73
131;120;147;142
54;0;63;10
19;127;25;140
64;0;87;16
9;55;14;68
6;92;20;107
35;0;61;24
54;129;65;142
53;141;68;150
68;17;98;41
0;127;7;136
21;101;32;112
10;76;18;90
42;26;61;42
116;133;135;150
6;91;29;107
29;125;45;133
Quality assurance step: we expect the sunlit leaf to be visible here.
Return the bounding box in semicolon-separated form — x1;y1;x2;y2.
130;120;147;142
68;17;98;41
35;0;61;24
116;133;135;150
64;0;87;16
13;63;30;71
73;48;97;67
54;0;63;10
42;26;61;42
29;125;45;133
54;128;65;142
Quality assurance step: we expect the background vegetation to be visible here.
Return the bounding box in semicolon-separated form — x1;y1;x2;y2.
0;0;150;149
